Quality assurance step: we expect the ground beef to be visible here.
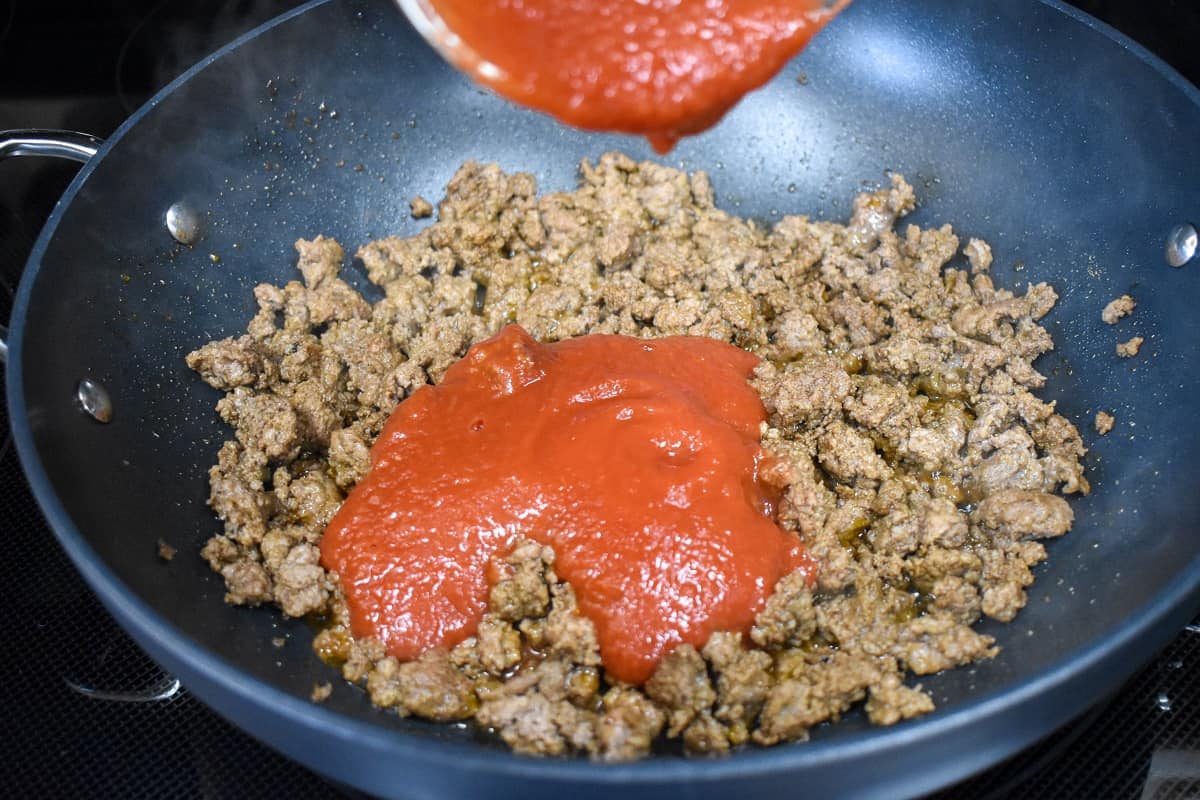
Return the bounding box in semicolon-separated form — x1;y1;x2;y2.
1116;336;1144;358
972;490;1073;540
410;195;433;219
190;154;1086;760
1102;294;1135;324
963;238;992;274
644;645;717;738
1095;411;1115;435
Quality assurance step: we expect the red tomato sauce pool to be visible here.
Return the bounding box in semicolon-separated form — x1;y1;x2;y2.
424;0;849;153
320;324;814;684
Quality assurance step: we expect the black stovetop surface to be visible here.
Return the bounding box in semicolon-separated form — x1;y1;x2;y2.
2;1;1199;797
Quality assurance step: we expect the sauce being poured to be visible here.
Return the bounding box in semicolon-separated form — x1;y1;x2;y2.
419;0;849;153
320;325;814;684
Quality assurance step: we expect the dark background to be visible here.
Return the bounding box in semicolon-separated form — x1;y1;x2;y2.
2;1;1199;798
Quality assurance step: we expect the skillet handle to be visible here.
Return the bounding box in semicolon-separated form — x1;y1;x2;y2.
0;129;103;363
0;129;101;163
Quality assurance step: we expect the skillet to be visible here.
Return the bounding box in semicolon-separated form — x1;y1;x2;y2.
5;0;1200;796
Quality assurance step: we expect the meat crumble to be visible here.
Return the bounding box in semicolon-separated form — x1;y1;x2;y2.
409;195;433;219
1102;294;1135;325
1116;336;1144;358
188;154;1086;760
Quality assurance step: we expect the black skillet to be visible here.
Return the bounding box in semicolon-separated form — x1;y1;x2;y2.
4;0;1200;797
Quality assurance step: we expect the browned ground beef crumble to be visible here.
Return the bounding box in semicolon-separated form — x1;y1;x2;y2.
1116;336;1144;358
1102;294;1135;325
409;195;434;219
188;153;1087;760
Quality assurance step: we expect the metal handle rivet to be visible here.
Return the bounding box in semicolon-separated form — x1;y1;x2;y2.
77;378;113;423
166;202;203;245
1165;223;1197;267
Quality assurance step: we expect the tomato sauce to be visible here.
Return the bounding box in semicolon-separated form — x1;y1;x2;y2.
320;325;814;684
424;0;849;153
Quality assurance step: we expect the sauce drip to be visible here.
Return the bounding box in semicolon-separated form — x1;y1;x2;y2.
320;325;814;684
424;0;849;153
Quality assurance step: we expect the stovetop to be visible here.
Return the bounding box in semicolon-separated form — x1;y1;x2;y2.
2;1;1200;797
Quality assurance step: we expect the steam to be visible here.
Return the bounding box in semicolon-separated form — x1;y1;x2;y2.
117;0;306;114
